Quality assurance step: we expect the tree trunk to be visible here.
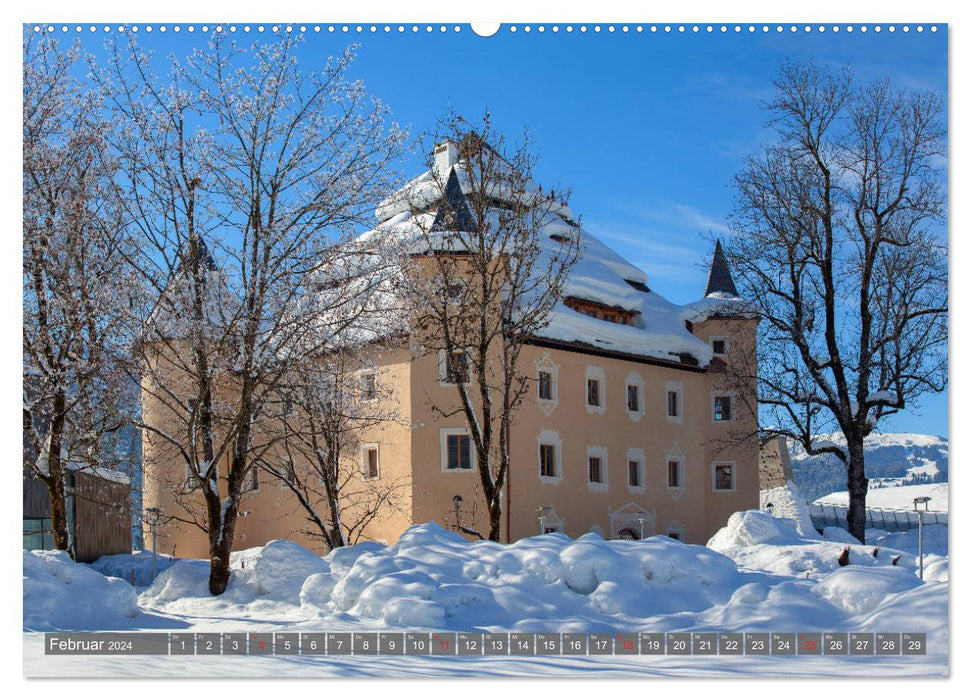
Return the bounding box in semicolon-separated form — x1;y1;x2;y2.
45;392;74;558
487;500;502;542
208;503;238;595
845;437;869;543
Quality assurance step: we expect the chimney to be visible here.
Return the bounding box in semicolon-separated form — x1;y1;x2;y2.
434;140;459;176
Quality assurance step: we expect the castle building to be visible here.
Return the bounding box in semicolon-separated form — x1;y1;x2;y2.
141;143;759;557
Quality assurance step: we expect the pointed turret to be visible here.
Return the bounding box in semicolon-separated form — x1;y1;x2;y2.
431;167;476;233
704;239;739;297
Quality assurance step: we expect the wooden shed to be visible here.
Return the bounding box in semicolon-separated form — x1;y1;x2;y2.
23;469;132;563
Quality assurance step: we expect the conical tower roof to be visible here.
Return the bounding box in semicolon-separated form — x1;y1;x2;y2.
430;168;476;233
704;239;739;297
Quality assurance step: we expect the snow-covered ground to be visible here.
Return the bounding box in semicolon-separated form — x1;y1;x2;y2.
815;482;949;512
23;519;947;677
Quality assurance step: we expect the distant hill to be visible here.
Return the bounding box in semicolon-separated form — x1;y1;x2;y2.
789;433;948;502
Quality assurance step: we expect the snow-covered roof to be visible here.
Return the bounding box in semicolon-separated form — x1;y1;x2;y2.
339;150;755;367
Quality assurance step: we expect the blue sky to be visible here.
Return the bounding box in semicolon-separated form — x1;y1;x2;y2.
63;24;949;436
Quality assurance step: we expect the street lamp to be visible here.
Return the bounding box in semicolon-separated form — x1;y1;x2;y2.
536;505;553;534
913;496;930;580
452;495;463;528
145;507;162;582
637;517;646;541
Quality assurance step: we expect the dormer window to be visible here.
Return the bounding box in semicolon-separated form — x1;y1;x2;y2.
563;297;638;326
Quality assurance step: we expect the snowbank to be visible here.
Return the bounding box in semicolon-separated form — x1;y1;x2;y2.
870;525;949;557
708;510;804;550
24;550;137;631
708;510;917;579
89;550;179;587
232;540;329;600
760;483;816;536
317;524;749;630
813;566;922;614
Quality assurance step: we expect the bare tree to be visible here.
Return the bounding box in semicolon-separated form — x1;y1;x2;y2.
399;113;581;541
23;33;137;558
259;347;409;550
94;33;405;593
723;61;947;542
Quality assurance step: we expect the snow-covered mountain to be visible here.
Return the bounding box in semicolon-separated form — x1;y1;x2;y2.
789;433;948;502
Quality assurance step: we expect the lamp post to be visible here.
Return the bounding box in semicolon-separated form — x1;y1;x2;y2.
145;507;162;582
536;505;552;535
913;496;930;580
637;517;646;541
452;495;463;529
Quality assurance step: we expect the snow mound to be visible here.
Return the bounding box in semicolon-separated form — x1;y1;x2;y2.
813;565;922;614
871;525;948;557
23;550;137;630
140;560;212;604
821;527;861;544
299;572;340;610
321;522;745;629
760;483;816;536
235;540;329;599
708;510;804;550
708;510;918;579
89;550;179;587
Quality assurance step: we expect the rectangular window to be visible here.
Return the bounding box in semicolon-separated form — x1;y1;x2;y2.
588;456;603;483
445;350;470;384
446;434;472;470
714;395;733;421
360;373;377;401
714;464;734;491
627;384;640;412
539;443;556;477
538;371;553;401
628;460;640;487
244;466;259;492
364;447;379;479
668;460;682;488
667;390;680;417
185;465;201;491
587;378;601;407
280;461;296;488
712;338;727;355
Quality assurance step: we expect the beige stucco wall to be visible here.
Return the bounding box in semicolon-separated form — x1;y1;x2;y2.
141;346;416;558
142;315;758;555
404;315;759;545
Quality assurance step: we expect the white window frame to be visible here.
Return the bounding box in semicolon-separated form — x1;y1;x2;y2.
710;336;730;357
361;443;381;481
711;391;736;423
439;348;471;386
666;443;685;499
537;429;564;485
626;447;646;494
586;444;609;493
625;372;645;422
585;365;606;415
243;465;260;493
538;507;565;535
535;353;559;416
185;464;202;491
665;380;683;424
711;460;736;493
440;428;476;473
358;370;378;402
279;460;296;489
666;520;686;541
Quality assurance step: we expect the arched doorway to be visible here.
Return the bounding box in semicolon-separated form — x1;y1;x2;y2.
616;527;640;541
